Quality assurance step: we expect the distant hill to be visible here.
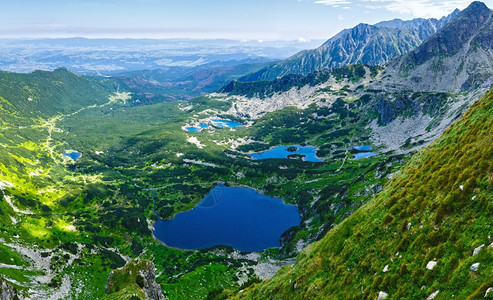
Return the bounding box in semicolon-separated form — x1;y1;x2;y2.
0;67;117;124
115;59;272;103
239;10;459;82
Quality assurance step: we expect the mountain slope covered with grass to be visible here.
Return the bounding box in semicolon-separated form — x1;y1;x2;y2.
231;88;493;299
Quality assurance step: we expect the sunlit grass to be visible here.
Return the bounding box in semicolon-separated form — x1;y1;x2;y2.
22;220;51;239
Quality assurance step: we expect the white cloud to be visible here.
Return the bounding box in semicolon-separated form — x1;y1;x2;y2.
314;0;473;18
314;0;352;7
361;0;470;18
298;36;311;43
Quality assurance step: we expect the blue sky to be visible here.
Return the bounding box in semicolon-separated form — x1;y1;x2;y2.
0;0;491;40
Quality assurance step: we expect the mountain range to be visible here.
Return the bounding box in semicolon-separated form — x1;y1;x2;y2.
239;9;460;82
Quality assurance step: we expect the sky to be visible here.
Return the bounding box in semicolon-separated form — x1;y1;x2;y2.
0;0;492;41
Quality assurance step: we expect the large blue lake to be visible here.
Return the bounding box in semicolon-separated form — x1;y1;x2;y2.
153;184;301;252
248;145;322;162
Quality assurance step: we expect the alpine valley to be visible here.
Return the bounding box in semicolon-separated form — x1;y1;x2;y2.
0;2;492;300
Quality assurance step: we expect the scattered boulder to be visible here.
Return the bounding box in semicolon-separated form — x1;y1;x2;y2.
378;291;388;299
473;244;485;256
470;263;480;272
383;265;389;272
426;261;437;270
427;290;439;299
485;287;492;298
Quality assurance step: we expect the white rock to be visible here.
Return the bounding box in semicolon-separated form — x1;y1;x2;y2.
470;263;480;272
378;291;388;299
427;290;439;299
426;261;437;270
485;287;492;298
383;265;389;272
473;244;485;256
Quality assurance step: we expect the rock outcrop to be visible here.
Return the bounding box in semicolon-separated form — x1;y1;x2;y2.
105;259;165;300
0;278;20;300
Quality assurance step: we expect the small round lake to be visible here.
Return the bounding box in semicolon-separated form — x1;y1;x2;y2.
248;145;322;162
153;184;301;252
63;151;82;162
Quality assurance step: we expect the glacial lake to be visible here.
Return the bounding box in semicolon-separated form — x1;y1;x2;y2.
211;119;243;128
352;145;372;151
185;121;236;132
248;145;322;162
153;184;301;252
185;127;200;133
63;151;82;162
353;152;377;159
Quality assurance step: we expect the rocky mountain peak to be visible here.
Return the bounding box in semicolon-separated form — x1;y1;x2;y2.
404;1;492;66
380;1;493;93
462;1;490;15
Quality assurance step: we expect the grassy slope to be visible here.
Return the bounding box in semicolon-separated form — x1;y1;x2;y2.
233;89;493;299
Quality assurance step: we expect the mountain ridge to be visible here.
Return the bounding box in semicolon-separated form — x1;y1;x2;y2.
238;10;459;82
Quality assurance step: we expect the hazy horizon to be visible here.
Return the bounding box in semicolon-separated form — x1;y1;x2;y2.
2;0;491;41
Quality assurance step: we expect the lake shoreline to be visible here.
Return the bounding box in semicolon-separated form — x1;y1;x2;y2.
152;183;301;252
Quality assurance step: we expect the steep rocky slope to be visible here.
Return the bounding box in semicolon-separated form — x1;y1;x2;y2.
230;86;493;300
382;1;493;92
239;11;458;82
